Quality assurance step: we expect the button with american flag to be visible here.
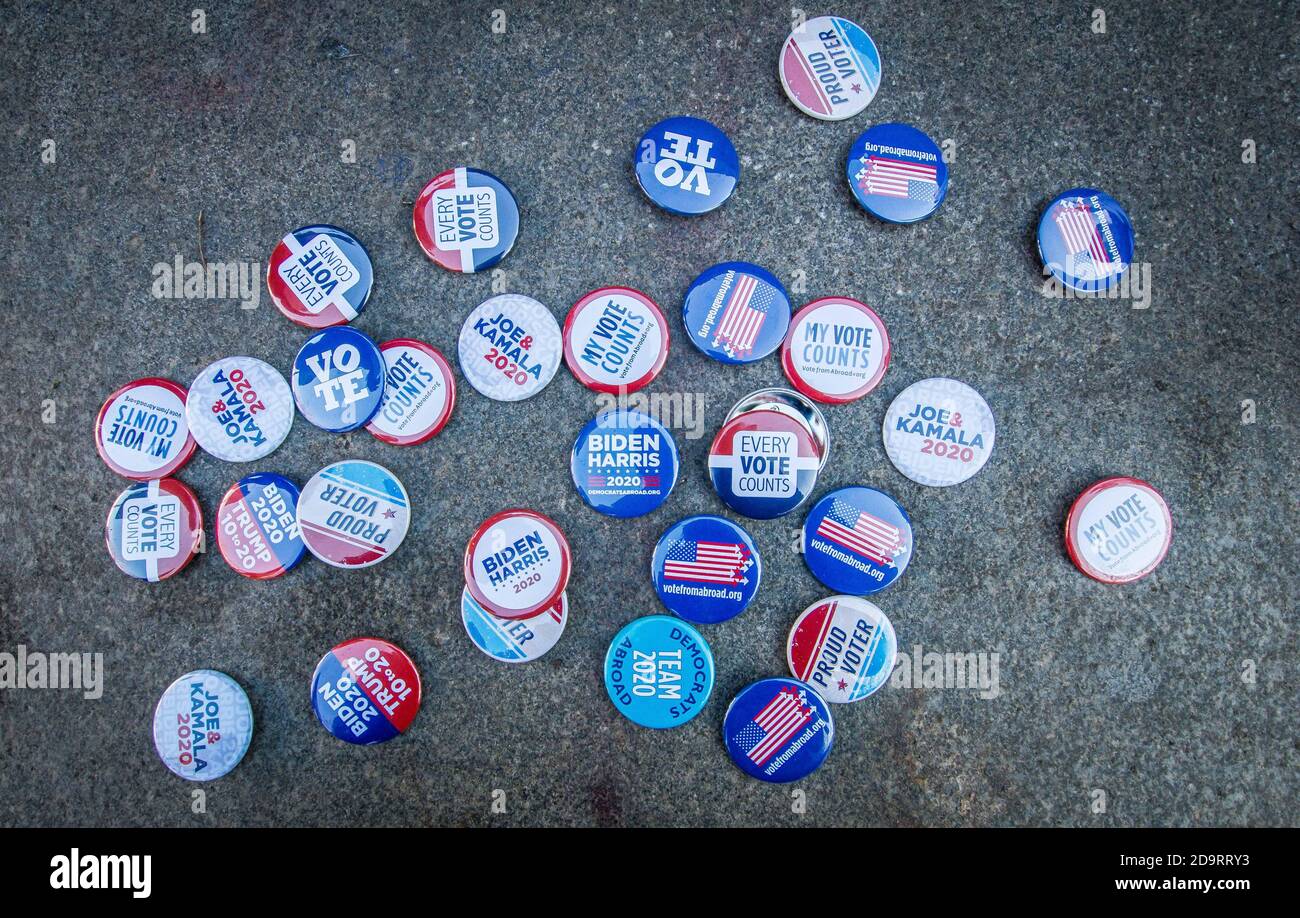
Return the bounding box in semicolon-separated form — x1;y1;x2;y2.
683;262;791;365
787;596;897;703
464;509;572;620
882;377;995;487
571;409;678;518
708;409;820;519
462;588;567;663
723;677;833;782
267;224;374;328
651;515;761;623
802;486;913;595
603;615;714;729
296;460;411;570
412;167;520;274
1037;188;1134;293
1065;477;1172;584
781;297;891;403
847;123;948;224
310;637;421;745
779;15;881;121
633;116;739;216
105;478;204;582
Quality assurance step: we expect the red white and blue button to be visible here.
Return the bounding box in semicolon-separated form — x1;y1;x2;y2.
802;486;913;595
95;377;196;480
634;116;739;216
683;262;790;364
291;326;386;432
267;224;374;328
464;509;571;620
1037;187;1135;293
186;357;294;463
604;615;714;729
571;409;678;518
779;15;881;121
215;473;305;579
787;596;897;703
1065;477;1172;584
311;637;421;745
847;123;948;223
364;339;456;446
562;287;670;394
152;669;253;781
413;167;520;274
105;478;203;582
781;297;891;403
651;515;760;624
723;678;834;782
297;460;410;569
458;294;563;402
709;409;820;519
462;588;568;664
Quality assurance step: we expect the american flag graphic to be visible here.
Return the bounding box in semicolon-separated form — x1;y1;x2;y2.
713;272;777;358
816;498;906;564
1053;199;1118;280
663;539;751;585
859;155;938;202
733;687;813;766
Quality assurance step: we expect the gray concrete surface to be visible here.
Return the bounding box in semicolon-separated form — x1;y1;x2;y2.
0;0;1296;827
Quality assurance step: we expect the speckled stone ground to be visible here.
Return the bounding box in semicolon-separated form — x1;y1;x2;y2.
0;0;1296;827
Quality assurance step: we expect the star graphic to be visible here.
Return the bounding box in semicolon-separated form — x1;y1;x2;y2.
851;83;862;94
383;509;396;519
837;679;848;691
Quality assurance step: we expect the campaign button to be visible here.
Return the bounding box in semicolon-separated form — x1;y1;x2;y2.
847;123;948;223
310;637;421;745
1037;187;1135;293
683;262;790;365
95;377;196;480
105;478;203;582
651;515;760;624
297;460;410;569
603;615;715;729
1065;477;1172;584
186;357;294;463
152;669;253;781
291;326;386;432
563;287;670;393
708;409;820;519
726;387;830;470
723;677;834;782
634;116;739;215
267;224;373;328
781;297;890;403
779;15;881;121
413;167;520;274
464;509;571;620
462;587;567;663
458;294;562;401
571;409;679;518
882;377;995;486
787;595;897;703
365;339;456;446
216;473;305;579
803;487;912;594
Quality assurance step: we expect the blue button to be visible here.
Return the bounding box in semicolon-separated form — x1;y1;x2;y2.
310;637;421;745
723;677;834;782
291;326;386;432
634;117;739;215
571;409;679;518
847;123;948;224
802;486;913;594
604;615;714;729
652;515;761;624
1037;187;1134;293
683;262;791;364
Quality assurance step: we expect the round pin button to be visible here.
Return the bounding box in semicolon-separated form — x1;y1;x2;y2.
458;294;562;401
571;409;679;518
1065;477;1172;584
604;615;714;729
1037;187;1135;293
779;15;881;121
364;339;455;446
310;637;421;745
464;509;571;620
105;478;203;582
95;377;196;480
882;377;995;487
267;224;374;328
726;387;830;470
215;473;305;580
683;262;791;364
723;677;834;782
297;460;410;569
413;167;520;274
462;587;567;663
781;298;891;403
186;357;294;463
802;486;913;595
291;326;386;432
847;123;948;223
152;669;253;781
709;409;820;519
633;116;739;215
651;515;760;624
562;287;670;393
787;595;897;703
